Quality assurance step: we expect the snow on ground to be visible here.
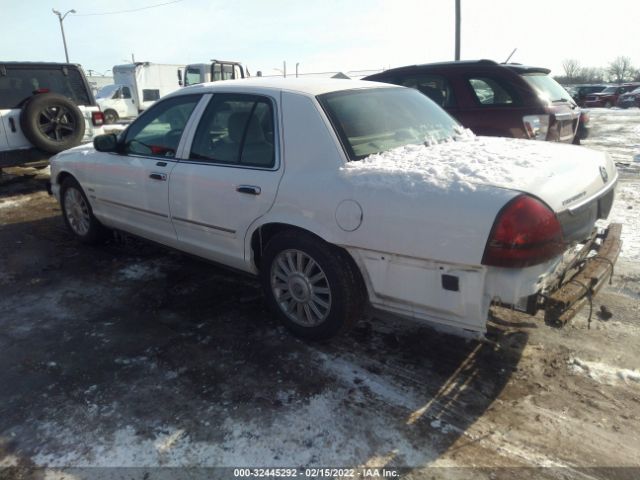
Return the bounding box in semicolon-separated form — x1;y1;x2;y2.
0;196;30;210
584;107;640;167
603;180;640;261
568;357;640;385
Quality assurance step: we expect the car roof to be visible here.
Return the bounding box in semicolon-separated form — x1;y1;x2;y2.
174;77;397;97
366;60;551;76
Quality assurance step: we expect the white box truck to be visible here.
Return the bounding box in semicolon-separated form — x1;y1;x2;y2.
97;62;185;123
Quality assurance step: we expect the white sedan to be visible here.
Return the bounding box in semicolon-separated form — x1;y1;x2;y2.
48;78;621;340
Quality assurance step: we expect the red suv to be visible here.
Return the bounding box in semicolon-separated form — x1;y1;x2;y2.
364;60;582;144
584;83;640;108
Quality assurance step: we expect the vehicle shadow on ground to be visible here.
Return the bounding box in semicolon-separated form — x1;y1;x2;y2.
0;216;535;477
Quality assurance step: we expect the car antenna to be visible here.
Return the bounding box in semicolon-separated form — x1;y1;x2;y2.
503;48;517;64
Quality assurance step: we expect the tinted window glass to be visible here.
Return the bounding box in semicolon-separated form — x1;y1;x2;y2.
142;89;160;102
190;94;275;167
124;95;200;158
185;67;201;86
397;74;456;108
0;66;91;109
121;86;132;99
318;87;460;161
521;73;572;103
468;77;515;105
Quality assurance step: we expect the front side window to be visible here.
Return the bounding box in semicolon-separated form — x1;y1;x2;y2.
121;87;132;99
468;76;516;105
318;87;461;161
190;94;275;168
398;73;456;108
123;94;200;158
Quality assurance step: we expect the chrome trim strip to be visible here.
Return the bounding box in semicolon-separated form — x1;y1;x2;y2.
96;198;168;218
172;216;236;234
567;171;618;214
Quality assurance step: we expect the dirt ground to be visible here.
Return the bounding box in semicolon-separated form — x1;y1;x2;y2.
1;110;639;479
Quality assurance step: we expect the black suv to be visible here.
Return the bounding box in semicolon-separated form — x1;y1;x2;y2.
364;60;583;144
1;62;105;168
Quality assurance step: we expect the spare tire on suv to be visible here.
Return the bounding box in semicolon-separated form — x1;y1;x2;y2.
20;93;86;154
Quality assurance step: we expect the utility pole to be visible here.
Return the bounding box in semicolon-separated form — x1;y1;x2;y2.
454;0;461;61
52;8;76;63
296;62;299;78
283;61;287;78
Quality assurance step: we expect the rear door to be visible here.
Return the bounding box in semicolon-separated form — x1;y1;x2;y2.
169;92;283;271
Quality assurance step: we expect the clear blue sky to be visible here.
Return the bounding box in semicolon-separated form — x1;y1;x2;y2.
2;0;638;77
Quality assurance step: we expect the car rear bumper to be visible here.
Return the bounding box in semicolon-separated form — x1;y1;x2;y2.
542;223;622;326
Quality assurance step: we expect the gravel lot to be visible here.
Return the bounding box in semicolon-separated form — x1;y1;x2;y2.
1;109;639;479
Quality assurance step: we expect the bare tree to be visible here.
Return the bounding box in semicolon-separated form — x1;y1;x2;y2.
562;59;581;81
608;56;634;83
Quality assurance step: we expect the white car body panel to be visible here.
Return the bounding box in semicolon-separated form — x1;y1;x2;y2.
50;78;619;336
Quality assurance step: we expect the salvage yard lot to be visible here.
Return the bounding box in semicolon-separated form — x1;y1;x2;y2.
1;109;640;479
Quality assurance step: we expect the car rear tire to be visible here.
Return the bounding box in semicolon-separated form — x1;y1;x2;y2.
60;177;108;244
260;230;365;340
20;93;86;154
103;109;119;124
604;101;613;108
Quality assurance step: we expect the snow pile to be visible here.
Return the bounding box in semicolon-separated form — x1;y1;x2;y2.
568;357;640;385
0;196;30;210
117;263;163;281
341;136;582;193
600;180;640;261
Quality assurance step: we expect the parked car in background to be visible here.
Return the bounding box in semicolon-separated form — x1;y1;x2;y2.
0;61;104;168
570;84;608;107
584;83;640;108
48;79;620;340
616;86;640;108
364;60;582;144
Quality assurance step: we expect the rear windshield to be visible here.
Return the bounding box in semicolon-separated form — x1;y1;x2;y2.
0;66;93;109
318;87;461;161
601;86;617;94
521;73;572;103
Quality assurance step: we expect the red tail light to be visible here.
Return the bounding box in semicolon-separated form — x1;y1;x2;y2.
92;111;104;126
33;88;50;94
482;195;565;268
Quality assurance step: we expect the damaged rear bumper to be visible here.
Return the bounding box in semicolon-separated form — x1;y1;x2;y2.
542;223;622;326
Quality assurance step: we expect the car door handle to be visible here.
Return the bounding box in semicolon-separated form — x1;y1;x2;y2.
149;173;167;181
236;185;261;195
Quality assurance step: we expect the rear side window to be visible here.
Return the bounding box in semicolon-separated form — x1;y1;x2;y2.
396;74;456;108
190;94;275;168
468;76;517;105
0;66;92;109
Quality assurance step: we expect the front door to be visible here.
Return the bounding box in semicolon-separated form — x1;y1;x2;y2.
88;94;202;245
169;93;283;271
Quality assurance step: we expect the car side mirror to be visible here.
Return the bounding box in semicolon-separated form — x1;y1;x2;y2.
94;133;119;152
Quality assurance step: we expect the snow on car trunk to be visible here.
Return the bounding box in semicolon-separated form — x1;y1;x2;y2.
341;136;616;213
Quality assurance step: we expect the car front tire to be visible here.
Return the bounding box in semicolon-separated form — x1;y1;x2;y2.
60;177;108;244
260;230;365;340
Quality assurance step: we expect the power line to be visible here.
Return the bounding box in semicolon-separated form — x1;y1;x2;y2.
73;0;185;17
